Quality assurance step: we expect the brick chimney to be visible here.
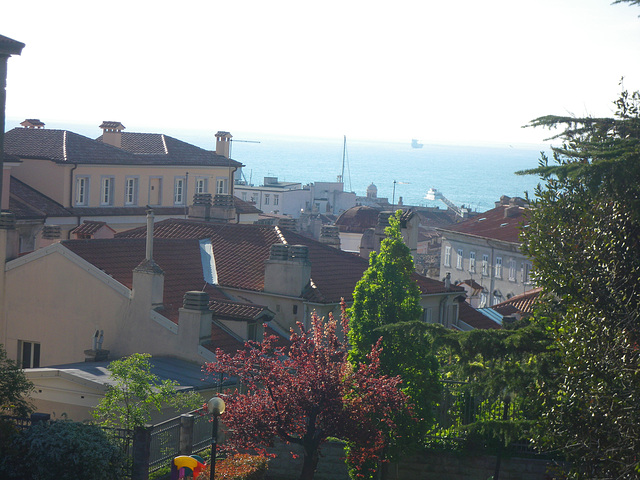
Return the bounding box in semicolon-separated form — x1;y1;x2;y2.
99;121;125;148
215;131;232;158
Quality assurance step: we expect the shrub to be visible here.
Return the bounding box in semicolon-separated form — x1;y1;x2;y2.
19;421;125;480
201;454;269;480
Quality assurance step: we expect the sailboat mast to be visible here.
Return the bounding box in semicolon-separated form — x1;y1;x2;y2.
341;135;346;182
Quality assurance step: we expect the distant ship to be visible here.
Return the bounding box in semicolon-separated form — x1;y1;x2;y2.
411;139;423;149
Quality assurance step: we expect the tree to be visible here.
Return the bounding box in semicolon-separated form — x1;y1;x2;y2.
92;353;202;430
203;303;409;480
518;88;640;478
347;211;441;464
0;343;33;417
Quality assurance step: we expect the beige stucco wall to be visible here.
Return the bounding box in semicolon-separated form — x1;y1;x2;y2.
3;244;214;367
11;159;70;205
11;159;235;209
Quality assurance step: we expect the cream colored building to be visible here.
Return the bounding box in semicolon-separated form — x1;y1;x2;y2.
3;122;245;249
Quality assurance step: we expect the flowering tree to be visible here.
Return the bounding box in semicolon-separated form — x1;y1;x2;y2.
203;302;409;480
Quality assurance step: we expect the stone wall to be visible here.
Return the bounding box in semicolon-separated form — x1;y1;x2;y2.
265;441;560;480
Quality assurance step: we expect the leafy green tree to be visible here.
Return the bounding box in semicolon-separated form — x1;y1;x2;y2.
347;211;441;472
92;353;202;430
0;343;33;417
519;88;640;479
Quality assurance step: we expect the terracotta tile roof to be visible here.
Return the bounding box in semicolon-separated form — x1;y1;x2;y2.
62;238;228;323
233;196;262;215
5;128;138;164
210;299;273;322
70;221;115;236
69;206;186;216
4;127;241;168
492;287;542;316
116;218;462;302
458;302;501;329
97;132;242;168
439;199;529;244
9;176;71;219
209;327;245;354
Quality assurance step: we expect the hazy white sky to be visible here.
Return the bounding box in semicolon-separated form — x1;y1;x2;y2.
2;0;640;145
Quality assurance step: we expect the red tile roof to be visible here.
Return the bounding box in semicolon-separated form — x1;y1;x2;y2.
210;299;273;322
71;221;115;236
62;238;228;323
9;176;70;219
4;127;241;168
116;218;461;301
458;302;501;329
439;199;529;244
492;287;542;316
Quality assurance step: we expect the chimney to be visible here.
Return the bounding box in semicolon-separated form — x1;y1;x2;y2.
133;209;164;308
99;121;125;148
215;131;232;158
209;194;236;222
264;244;312;297
320;225;341;249
20;119;45;129
189;193;212;221
179;291;213;344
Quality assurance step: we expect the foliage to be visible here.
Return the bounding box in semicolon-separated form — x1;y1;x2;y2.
432;320;554;448
0;343;34;417
17;421;124;480
519;88;640;478
201;454;269;480
92;353;202;430
0;419;25;479
347;210;441;465
203;303;409;480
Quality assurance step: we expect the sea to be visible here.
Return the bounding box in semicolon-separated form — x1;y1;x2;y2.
13;119;547;214
201;134;548;214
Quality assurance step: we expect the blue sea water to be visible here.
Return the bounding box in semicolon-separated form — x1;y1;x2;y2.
222;135;547;214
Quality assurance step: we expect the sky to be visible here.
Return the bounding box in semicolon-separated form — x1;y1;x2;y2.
2;0;640;146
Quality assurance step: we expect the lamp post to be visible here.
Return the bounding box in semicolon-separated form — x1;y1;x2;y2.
208;396;225;480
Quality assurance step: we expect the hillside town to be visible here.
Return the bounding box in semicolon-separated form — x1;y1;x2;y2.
2;12;639;479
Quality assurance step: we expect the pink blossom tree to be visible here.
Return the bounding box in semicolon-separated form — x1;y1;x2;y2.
203;302;410;480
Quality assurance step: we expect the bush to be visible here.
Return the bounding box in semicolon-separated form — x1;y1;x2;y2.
19;421;125;480
201;454;268;480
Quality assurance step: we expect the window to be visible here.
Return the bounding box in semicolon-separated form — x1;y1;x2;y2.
18;340;40;368
293;305;298;315
241;192;248;201
508;259;517;281
75;176;89;206
216;178;228;195
422;307;433;323
264;194;270;205
456;249;463;270
195;178;208;194
523;262;533;284
495;257;503;278
480;291;488;308
100;176;114;206
444;246;451;267
469;251;476;273
251;194;257;203
174;177;186;205
124;177;138;205
482;254;489;276
247;323;258;342
274;194;279;206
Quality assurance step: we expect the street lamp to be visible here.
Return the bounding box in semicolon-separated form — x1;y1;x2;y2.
208;396;225;480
